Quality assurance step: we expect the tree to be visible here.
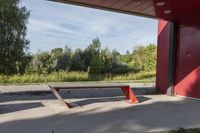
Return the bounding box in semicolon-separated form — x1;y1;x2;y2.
0;0;30;75
55;53;71;71
70;48;85;71
55;46;72;71
82;38;101;68
129;44;157;71
17;54;32;74
30;51;53;73
50;48;63;59
50;48;64;70
89;55;105;75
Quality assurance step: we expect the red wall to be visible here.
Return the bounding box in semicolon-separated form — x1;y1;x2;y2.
156;20;171;94
156;17;200;99
175;17;200;99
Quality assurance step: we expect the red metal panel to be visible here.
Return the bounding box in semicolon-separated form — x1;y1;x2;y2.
156;20;171;94
175;17;200;99
121;86;139;104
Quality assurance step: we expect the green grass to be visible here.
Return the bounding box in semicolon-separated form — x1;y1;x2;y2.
113;71;156;81
0;71;156;84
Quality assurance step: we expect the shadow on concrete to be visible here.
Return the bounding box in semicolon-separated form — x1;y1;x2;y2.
71;97;125;107
137;95;152;103
0;102;44;114
1;89;153;107
133;87;157;95
0;90;54;103
0;87;157;103
0;99;200;133
71;96;151;107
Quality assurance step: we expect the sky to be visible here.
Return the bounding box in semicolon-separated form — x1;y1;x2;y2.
21;0;158;54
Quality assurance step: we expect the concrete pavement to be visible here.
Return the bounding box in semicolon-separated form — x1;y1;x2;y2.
0;85;200;133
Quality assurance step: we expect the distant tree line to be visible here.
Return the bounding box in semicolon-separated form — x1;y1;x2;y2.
28;38;133;75
25;38;157;76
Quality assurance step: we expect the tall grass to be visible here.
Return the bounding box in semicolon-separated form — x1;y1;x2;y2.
0;72;89;84
113;71;156;81
0;71;156;84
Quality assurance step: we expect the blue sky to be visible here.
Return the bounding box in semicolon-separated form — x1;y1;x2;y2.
21;0;158;54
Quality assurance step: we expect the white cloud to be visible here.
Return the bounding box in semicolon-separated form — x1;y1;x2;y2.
28;18;83;36
22;0;158;54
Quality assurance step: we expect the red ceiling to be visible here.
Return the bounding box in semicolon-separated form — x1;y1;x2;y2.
50;0;200;21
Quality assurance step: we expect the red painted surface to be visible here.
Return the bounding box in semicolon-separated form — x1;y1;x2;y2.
154;0;200;21
156;20;171;94
157;18;200;99
121;86;138;103
156;14;200;99
175;16;200;99
56;0;200;21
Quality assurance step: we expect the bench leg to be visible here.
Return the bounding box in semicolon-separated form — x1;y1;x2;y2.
121;86;139;104
48;86;74;109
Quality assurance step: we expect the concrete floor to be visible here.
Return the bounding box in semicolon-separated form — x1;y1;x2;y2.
0;85;200;133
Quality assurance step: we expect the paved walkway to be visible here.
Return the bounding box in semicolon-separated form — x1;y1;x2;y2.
0;84;200;133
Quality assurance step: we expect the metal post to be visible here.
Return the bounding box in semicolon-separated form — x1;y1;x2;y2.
167;21;177;96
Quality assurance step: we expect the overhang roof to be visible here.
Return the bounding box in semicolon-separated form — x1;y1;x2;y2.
49;0;200;21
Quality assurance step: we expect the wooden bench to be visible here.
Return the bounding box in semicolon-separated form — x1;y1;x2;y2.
48;83;138;109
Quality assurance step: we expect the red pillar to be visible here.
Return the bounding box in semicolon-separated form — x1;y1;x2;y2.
156;20;172;94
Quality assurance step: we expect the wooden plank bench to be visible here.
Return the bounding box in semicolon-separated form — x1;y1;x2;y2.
48;83;138;109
